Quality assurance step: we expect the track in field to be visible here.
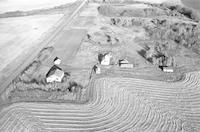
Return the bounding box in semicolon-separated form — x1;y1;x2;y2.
1;72;200;132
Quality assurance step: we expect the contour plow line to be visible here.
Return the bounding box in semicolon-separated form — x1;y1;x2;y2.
1;72;200;131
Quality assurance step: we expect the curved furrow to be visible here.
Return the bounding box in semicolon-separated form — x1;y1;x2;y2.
0;106;46;132
42;90;130;131
1;72;200;131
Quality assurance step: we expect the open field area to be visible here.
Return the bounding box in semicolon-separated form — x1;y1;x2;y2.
131;0;182;4
1;72;200;131
0;0;77;14
1;0;200;131
181;0;200;11
92;0;182;4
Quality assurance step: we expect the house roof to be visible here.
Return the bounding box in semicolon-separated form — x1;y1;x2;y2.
46;65;63;78
54;57;61;65
163;66;173;69
102;52;112;60
54;57;60;62
99;52;112;63
161;66;174;69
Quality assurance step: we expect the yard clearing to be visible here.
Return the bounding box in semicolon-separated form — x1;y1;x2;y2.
47;29;87;65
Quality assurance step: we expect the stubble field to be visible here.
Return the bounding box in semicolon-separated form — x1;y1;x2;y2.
0;14;63;71
1;71;200;131
0;0;77;14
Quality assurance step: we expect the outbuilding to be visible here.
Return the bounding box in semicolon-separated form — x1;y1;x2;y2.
54;57;61;65
46;65;64;83
119;59;134;68
161;66;174;73
93;65;101;74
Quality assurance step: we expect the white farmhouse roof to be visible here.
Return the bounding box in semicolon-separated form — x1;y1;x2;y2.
46;65;64;83
100;52;112;65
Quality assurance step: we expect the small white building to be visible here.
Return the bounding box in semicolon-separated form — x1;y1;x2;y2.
161;66;174;73
119;59;134;68
46;65;64;83
54;57;61;65
93;65;101;74
100;52;112;65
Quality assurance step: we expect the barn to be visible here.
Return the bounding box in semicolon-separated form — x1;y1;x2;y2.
119;59;134;68
160;66;174;73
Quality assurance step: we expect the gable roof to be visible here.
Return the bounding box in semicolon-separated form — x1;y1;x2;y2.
54;57;60;62
102;52;112;60
119;59;129;64
46;65;63;78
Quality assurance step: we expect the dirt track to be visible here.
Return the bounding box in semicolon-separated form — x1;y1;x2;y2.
1;71;200;131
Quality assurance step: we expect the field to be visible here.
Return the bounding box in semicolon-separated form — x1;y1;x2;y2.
1;0;200;131
0;14;63;71
132;0;182;4
181;0;200;11
1;71;200;131
0;0;77;14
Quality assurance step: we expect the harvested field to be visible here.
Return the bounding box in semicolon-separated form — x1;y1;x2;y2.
132;0;182;4
1;71;200;131
0;14;63;71
98;4;167;17
0;0;77;14
92;0;182;5
181;0;200;11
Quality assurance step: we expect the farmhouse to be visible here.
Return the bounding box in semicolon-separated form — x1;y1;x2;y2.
160;66;174;73
99;52;112;65
119;59;134;68
46;65;64;83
